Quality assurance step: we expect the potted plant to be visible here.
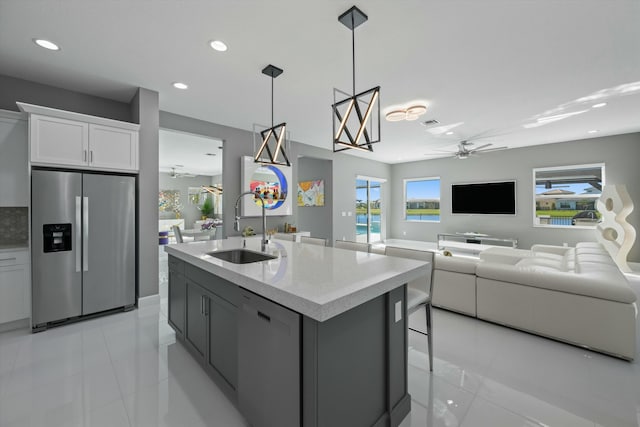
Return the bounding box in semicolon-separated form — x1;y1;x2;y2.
200;196;214;220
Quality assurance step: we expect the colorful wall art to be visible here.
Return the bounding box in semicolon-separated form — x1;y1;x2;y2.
297;180;325;206
158;190;181;217
241;156;292;216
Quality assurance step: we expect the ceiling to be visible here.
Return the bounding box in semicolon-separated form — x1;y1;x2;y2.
1;0;639;164
158;129;223;176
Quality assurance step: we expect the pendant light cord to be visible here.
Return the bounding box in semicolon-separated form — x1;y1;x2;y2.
351;14;356;96
271;76;274;127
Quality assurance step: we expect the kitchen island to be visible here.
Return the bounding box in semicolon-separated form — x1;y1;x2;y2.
165;238;430;427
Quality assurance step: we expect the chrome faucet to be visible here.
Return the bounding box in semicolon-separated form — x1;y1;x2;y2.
234;191;269;252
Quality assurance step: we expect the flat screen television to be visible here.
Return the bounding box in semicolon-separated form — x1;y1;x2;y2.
451;181;516;215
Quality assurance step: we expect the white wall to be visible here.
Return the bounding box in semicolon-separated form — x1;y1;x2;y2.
390;132;640;261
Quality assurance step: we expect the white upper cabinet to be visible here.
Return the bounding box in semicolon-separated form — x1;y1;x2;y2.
30;114;89;167
89;124;138;171
0;111;28;206
18;102;140;173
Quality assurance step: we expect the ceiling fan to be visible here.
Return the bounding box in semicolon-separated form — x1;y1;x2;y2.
444;141;508;159
169;167;196;178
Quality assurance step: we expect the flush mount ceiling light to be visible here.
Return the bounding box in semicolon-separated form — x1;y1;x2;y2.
33;38;60;51
588;129;599;134
172;82;188;90
254;64;291;166
332;6;380;153
209;40;228;52
385;104;428;122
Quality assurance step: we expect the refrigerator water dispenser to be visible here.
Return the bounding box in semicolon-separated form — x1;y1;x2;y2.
43;223;72;252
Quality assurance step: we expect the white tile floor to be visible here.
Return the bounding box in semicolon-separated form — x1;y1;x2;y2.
0;251;639;427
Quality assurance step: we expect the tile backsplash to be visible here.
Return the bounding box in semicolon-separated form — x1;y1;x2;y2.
0;207;28;244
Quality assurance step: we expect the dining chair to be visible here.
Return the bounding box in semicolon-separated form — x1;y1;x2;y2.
384;246;435;371
273;233;296;242
172;225;184;244
334;239;370;252
300;236;327;246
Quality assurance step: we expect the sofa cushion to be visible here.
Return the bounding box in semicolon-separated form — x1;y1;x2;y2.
516;257;565;271
576;253;617;265
476;261;636;304
435;254;478;274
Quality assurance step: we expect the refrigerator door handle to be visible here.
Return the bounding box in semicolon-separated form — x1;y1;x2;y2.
83;196;89;272
75;196;82;272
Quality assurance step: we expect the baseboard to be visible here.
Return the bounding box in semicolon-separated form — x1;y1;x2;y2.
0;318;30;333
138;294;160;307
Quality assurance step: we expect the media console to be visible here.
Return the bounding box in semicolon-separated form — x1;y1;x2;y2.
437;232;517;252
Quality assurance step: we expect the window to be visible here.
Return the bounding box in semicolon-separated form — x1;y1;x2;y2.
533;163;604;227
404;177;440;222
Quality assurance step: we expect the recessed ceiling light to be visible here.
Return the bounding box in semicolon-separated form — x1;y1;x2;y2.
445;131;454;135
33;38;60;51
172;82;188;90
592;102;607;108
588;129;599;134
209;40;228;52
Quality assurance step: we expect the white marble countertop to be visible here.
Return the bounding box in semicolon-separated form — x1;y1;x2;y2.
165;238;430;322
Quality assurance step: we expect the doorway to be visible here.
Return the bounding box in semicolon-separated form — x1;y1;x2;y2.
356;177;383;243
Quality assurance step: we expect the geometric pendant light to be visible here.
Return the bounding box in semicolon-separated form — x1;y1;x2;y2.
332;5;381;153
254;64;291;166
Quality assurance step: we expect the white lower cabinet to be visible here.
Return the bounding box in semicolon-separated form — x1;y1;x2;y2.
0;250;30;324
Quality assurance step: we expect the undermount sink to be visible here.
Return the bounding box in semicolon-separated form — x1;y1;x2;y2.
207;249;277;264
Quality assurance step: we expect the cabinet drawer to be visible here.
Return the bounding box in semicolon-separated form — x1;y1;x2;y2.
0;250;28;267
186;264;240;307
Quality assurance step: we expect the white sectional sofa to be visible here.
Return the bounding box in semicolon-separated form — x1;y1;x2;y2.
432;242;637;360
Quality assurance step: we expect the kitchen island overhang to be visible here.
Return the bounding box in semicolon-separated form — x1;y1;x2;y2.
165;239;430;427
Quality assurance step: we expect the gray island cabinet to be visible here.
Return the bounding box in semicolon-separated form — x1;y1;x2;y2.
165;239;430;427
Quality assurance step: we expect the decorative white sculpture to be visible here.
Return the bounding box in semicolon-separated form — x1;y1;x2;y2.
596;184;636;272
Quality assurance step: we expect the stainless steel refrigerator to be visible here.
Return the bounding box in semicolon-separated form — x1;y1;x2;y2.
31;170;136;330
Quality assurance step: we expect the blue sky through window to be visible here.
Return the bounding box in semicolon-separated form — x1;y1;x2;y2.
406;179;440;200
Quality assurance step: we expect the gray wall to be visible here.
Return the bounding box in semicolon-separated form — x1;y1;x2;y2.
158;173;219;228
296;157;333;242
131;88;160;298
160;111;295;238
0;75;131;121
389;132;640;262
0;74;165;297
292;143;391;244
159;111;391;245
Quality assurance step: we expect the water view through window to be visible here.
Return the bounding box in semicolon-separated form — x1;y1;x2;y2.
356;179;382;243
405;178;440;222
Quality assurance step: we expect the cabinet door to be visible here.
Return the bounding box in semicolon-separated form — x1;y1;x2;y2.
30;114;88;167
89;124;138;171
238;290;300;427
0;117;28;206
185;280;207;360
168;270;186;336
0;263;29;324
207;292;238;390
